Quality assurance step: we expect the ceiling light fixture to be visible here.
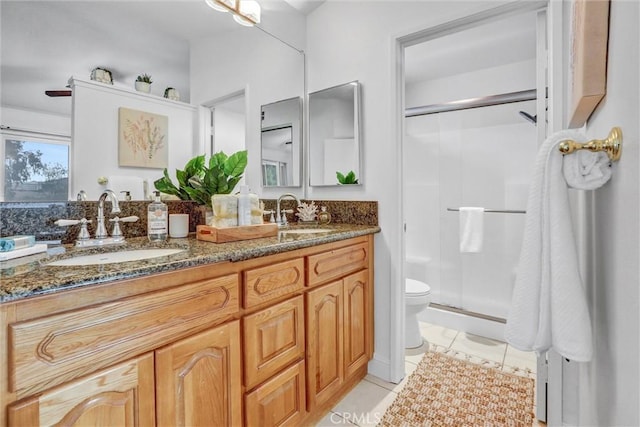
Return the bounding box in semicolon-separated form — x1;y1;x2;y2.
205;0;261;26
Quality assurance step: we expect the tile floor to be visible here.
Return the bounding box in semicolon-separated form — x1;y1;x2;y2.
314;321;544;426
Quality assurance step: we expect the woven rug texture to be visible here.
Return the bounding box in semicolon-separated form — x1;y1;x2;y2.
379;351;535;427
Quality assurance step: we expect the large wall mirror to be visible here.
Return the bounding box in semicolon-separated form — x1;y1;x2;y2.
309;81;362;186
261;97;302;187
0;1;305;201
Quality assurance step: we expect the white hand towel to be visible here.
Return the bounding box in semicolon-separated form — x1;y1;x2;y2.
505;130;593;362
563;150;612;190
459;207;484;253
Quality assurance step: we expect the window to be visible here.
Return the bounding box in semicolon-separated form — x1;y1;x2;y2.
1;131;70;202
262;160;288;187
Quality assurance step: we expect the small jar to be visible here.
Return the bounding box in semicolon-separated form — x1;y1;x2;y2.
318;206;332;225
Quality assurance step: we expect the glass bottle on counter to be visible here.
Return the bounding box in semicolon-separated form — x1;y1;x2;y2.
318;206;332;225
148;191;168;241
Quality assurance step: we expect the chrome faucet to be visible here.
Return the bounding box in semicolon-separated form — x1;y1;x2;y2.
95;189;121;238
276;193;300;227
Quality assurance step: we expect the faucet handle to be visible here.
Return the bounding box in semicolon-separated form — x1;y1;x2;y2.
109;216;139;238
263;210;276;223
110;216;139;223
54;218;91;240
280;209;294;226
55;218;84;227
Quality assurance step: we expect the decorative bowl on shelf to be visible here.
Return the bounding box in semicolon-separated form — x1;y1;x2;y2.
164;87;180;101
90;67;113;84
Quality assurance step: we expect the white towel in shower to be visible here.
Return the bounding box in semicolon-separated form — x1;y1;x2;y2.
459;207;484;253
505;130;593;362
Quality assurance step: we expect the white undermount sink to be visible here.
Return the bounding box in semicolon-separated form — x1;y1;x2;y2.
48;248;185;266
279;228;333;234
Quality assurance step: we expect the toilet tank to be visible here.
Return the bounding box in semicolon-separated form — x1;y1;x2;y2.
405;255;431;283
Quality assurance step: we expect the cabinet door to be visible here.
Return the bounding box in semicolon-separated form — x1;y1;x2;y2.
155;320;242;427
305;281;343;409
244;296;305;389
343;269;371;379
7;353;155;427
245;360;307;427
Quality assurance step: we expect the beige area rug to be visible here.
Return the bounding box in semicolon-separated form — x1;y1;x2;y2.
379;351;535;427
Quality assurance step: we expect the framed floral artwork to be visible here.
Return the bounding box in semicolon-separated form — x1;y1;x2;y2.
118;107;168;168
568;0;610;128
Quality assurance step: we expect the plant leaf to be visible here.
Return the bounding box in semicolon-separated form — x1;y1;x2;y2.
226;177;241;194
336;171;345;184
209;151;228;170
223;150;248;178
184;155;205;179
175;169;188;188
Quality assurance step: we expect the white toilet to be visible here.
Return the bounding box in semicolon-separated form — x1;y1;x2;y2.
405;278;432;348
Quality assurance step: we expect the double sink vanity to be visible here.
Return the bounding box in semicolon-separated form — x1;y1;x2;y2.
0;223;379;426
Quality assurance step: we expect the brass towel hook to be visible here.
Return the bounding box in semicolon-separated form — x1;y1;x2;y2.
558;127;623;162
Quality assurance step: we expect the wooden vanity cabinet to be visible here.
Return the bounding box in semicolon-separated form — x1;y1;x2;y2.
8;353;156;426
156;320;242;427
0;235;375;427
306;269;372;410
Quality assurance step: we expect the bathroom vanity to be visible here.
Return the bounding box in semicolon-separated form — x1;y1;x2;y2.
0;225;378;426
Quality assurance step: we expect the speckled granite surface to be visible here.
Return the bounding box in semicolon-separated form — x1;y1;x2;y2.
0;200;376;243
0;201;203;244
0;224;380;303
262;200;378;226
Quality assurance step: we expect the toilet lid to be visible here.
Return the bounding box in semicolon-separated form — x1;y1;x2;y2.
406;278;431;296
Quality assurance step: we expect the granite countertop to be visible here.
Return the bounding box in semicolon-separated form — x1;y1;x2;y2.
0;224;380;303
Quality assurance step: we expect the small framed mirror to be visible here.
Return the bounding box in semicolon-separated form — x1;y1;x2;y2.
261;97;302;187
309;81;361;186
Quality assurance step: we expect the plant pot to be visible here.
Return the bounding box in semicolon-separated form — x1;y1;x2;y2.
135;81;151;93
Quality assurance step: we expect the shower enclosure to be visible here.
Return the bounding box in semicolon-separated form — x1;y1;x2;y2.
402;8;546;340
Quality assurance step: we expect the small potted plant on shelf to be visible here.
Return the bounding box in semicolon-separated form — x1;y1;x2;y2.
135;73;153;93
336;170;359;184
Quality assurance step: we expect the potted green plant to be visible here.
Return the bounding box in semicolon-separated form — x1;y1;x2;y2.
153;150;248;208
336;170;359;184
135;73;153;93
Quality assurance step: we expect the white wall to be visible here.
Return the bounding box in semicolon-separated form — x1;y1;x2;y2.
573;1;640;425
0;107;71;136
190;18;305;199
71;78;198;200
214;107;246;155
306;0;512;381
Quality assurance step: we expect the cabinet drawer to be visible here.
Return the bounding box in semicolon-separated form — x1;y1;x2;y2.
244;258;304;309
243;296;305;389
9;273;239;397
307;243;369;287
245;360;307;427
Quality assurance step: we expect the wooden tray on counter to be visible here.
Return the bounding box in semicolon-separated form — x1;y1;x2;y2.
196;223;278;243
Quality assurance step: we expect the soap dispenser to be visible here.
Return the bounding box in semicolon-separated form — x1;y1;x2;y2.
148;191;168;241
